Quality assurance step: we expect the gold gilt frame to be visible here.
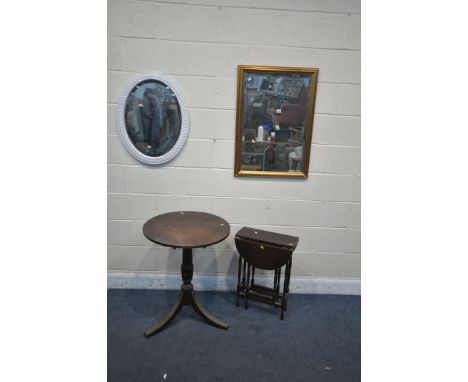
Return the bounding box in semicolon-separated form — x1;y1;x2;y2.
234;65;319;179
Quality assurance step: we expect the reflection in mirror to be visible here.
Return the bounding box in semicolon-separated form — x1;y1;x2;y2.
125;80;181;157
116;73;189;165
235;66;318;178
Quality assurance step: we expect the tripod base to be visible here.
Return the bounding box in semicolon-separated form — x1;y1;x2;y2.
144;282;229;338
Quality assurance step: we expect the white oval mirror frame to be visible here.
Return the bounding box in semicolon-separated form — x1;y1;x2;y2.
116;73;189;165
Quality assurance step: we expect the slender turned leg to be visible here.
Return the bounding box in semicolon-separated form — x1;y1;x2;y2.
245;264;251;310
280;267;285;320
273;268;278;307
242;259;247;290
236;256;242;307
275;267;281;303
283;257;292;312
280;257;292;320
145;247;229;337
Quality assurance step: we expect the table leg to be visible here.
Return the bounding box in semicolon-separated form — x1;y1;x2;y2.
236;256;242;307
144;247;229;337
189;290;229;330
280;257;292;320
144;292;183;338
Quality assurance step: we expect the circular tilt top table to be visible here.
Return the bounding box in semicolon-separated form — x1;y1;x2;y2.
142;211;230;338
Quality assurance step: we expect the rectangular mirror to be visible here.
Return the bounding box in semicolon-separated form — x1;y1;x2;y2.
234;66;319;179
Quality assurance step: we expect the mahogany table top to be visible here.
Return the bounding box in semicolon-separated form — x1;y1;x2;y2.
143;211;230;249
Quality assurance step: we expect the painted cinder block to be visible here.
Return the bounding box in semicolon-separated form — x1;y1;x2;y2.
235;176;301;200
219;7;286;46
334;83;361;115
108;0;157;38
169;139;214;168
313;253;361;278
313;253;343;277
212;197;269;225
192;248;239;274
107;71;134;104
247;45;360;84
268;200;322;227
186;169;300;199
107;245;181;273
122;38;248;78
316;83;361;116
107;104;117;135
351;176;361;202
109;244;239;275
219;8;358;50
154;3;221;42
340;253;361;278
346;229;361;253
152;195;214;215
107;165;126;193
107;36;122;71
312;115;361;146
108;193;214;221
120;38;170;74
140;195;213;219
342;14;361;50
213;140;234;169
171;75;216;109
328;146;361;175
349;204;361;229
185;0;252;7
180;0;360;15
300;227;360;253
251;0;361;14
278;12;360;50
108;193;158;220
189;109;236;140
214;77;238;110
186;169;238;197
297;174;355;201
107;220;147;246
107;135;139;165
126;166;187;194
290;252;318;276
309;144;330;173
321;202;351;228
107;0;361;280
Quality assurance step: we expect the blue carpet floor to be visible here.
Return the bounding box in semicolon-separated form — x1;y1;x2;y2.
108;289;360;382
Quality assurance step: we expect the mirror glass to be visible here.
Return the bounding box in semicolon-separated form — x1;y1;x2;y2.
116;73;189;165
235;66;318;178
125;80;181;157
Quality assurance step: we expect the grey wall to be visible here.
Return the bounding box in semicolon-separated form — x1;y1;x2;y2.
107;0;361;281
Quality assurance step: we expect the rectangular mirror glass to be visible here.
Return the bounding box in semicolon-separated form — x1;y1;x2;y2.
234;66;319;178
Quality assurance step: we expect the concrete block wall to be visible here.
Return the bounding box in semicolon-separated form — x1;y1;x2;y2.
107;0;361;280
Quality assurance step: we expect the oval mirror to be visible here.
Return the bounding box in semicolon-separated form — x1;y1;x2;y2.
116;73;189;165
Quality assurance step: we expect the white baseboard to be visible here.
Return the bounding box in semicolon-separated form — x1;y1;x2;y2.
107;271;360;295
